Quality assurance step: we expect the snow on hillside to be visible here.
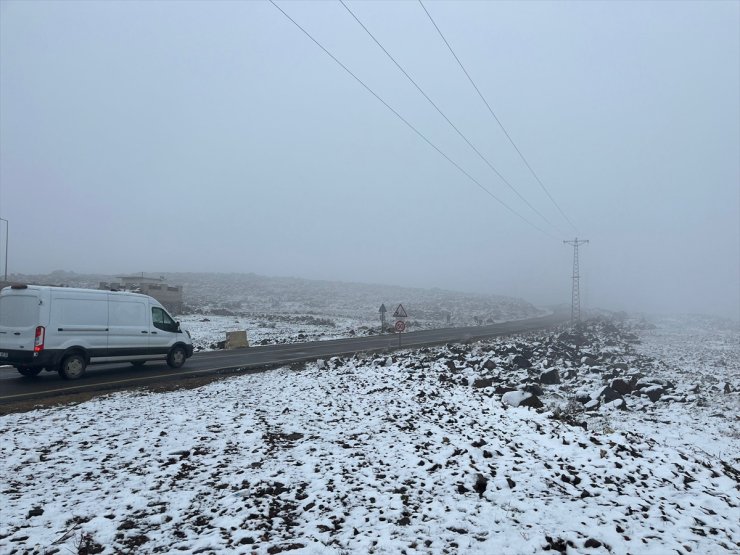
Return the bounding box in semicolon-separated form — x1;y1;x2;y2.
1;317;737;554
6;271;545;332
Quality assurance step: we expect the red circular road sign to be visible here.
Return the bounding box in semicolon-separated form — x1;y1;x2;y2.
395;320;406;332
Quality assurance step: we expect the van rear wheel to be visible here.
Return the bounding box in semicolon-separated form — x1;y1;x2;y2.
17;367;42;377
59;354;86;380
167;346;186;369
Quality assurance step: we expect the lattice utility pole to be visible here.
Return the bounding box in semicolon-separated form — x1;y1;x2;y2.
563;238;589;325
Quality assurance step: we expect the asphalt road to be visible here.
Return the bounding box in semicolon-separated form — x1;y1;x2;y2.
0;312;568;406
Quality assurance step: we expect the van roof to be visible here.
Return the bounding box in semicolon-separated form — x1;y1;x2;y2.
0;285;152;301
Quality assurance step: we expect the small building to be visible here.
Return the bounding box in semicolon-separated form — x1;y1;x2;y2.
99;275;184;314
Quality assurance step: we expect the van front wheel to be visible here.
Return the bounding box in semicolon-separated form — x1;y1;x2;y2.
167;346;186;369
59;354;86;380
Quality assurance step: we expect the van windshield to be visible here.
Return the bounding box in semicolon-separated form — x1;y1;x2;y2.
0;295;39;327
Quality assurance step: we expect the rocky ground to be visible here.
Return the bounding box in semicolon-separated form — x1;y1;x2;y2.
0;317;737;554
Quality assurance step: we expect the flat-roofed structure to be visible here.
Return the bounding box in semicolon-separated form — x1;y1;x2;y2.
99;275;184;314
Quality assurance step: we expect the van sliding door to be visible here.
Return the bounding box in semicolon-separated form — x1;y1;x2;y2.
52;297;108;356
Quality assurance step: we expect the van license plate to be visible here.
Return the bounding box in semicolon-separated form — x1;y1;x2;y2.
0;352;7;358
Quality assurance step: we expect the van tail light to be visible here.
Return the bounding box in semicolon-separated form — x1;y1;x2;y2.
34;326;45;352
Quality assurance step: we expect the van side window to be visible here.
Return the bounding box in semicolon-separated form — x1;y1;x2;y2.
152;307;177;332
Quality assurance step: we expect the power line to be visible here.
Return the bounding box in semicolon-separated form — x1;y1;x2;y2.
339;0;562;235
269;0;556;238
418;0;579;234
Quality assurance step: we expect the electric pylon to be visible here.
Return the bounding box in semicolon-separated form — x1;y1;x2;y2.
563;238;589;325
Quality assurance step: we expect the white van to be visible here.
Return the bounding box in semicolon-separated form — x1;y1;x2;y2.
0;284;193;379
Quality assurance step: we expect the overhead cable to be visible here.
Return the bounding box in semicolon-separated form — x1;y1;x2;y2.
339;0;562;234
269;0;557;238
419;0;579;234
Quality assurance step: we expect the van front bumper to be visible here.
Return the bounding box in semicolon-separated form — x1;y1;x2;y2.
0;349;59;369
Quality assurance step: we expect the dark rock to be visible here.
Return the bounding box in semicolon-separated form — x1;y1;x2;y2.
558;331;587;346
27;507;43;518
473;474;488;497
582;357;598;367
562;369;578;380
512;355;531;368
473;378;494;389
501;390;543;408
540;368;560;385
483;360;497;370
522;383;544;396
520;394;544;409
584;538;602;548
723;382;733;394
495;386;516;395
596;386;622;403
445;360;457;372
610;378;632;396
643;386;664;402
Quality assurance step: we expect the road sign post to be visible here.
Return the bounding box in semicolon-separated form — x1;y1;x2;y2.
393;304;408;347
379;304;387;333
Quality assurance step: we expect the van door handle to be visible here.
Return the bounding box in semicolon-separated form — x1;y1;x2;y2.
151;331;158;334
141;331;148;334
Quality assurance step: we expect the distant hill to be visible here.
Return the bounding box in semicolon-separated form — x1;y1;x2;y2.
6;271;544;326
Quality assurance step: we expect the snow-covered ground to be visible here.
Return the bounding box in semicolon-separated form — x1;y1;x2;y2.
1;316;738;554
177;314;365;351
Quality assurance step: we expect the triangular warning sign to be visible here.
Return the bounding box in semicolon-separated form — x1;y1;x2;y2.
393;304;407;318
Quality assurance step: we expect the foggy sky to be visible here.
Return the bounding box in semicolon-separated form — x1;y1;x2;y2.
1;1;738;318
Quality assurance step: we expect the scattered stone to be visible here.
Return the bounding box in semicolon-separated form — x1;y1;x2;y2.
483;360;497;370
643;386;664;402
522;383;544;396
610;378;632;396
603;398;628;411
494;386;516;395
512;355;531;368
472;378;494;389
502;390;544;409
540;368;561;385
594;386;622;404
473;474;488;497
